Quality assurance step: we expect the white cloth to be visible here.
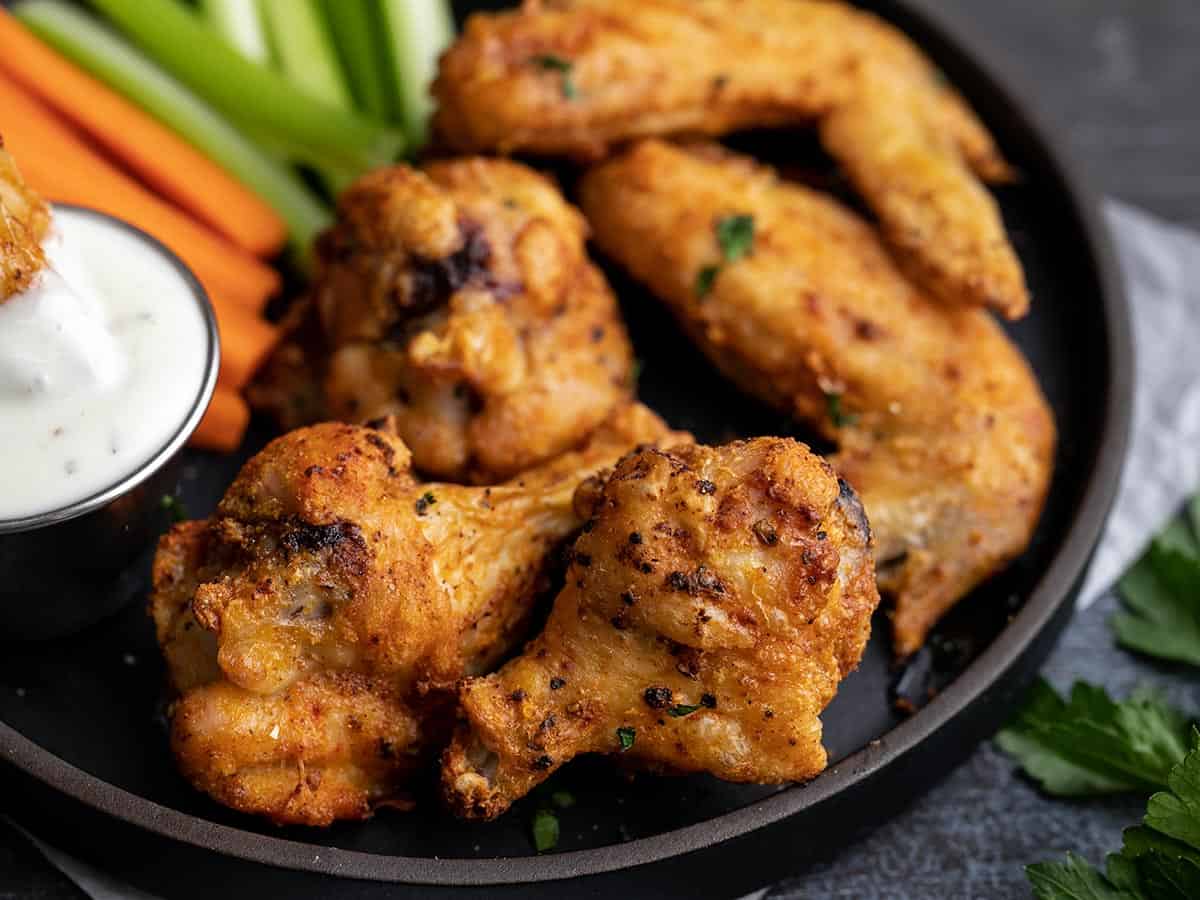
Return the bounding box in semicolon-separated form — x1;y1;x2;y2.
1077;202;1200;605
20;203;1200;898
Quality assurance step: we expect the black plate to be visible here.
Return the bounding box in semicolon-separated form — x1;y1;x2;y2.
0;1;1131;897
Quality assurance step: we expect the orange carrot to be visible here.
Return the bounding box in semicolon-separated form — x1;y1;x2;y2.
0;10;287;258
211;294;280;390
191;386;250;452
0;72;280;312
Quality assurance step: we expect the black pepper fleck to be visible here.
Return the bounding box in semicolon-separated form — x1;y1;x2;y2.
644;686;673;709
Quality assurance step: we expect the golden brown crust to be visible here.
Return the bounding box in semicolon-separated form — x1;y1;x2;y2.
0;139;50;303
151;404;688;825
441;439;878;820
432;0;1025;317
578;140;1055;657
250;157;634;483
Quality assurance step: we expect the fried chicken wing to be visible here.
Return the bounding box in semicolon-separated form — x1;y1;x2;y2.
250;156;634;482
0;139;49;302
578;141;1055;657
441;438;877;820
151;403;687;825
433;0;1027;317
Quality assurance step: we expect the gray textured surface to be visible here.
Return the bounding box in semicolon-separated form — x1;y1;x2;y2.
2;1;1198;898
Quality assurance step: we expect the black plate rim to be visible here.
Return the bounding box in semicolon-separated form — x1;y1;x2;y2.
0;0;1133;886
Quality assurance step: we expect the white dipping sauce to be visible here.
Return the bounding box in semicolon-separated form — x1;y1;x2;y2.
0;207;210;520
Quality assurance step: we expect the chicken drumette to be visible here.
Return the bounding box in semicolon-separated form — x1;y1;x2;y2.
578;141;1055;657
442;438;878;820
0;138;49;301
151;403;685;825
433;0;1027;318
251;156;634;483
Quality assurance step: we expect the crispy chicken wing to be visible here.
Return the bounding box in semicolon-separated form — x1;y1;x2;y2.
433;0;1027;317
0;139;49;302
250;156;634;482
441;438;877;819
578;141;1055;657
151;403;686;825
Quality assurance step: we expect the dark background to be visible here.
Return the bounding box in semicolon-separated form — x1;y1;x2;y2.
3;1;1198;897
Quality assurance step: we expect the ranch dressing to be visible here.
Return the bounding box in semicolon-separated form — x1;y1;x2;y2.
0;207;209;521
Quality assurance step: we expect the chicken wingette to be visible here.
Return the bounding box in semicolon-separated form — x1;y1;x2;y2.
578;140;1055;657
151;403;686;825
0;138;49;302
251;156;634;482
433;0;1027;318
442;438;878;820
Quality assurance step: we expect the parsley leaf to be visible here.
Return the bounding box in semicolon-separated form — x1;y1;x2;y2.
1113;539;1200;668
1025;852;1135;900
995;678;1193;796
715;214;755;262
532;808;559;852
616;726;636;751
1025;734;1200;899
668;703;702;717
531;54;577;99
824;391;858;429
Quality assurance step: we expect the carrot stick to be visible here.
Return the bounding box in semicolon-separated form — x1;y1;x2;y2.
0;72;280;312
210;294;279;390
191;386;250;452
0;10;287;258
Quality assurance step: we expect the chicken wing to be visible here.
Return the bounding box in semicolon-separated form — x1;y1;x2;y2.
151;403;687;825
433;0;1027;317
0;138;49;302
441;438;878;820
578;140;1055;657
250;156;634;483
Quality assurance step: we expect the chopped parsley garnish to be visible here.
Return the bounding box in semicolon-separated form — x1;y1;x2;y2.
532;808;559;852
824;391;858;429
414;491;437;515
616;726;636;751
694;264;720;298
715;214;755;262
531;54;577;99
628;357;644;390
694;214;754;297
668;703;703;718
1112;495;1200;666
160;493;188;523
550;790;575;809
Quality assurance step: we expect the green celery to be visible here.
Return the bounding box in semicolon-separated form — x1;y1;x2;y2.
321;0;391;120
380;0;455;149
199;0;270;65
259;0;351;111
15;0;330;254
84;0;403;172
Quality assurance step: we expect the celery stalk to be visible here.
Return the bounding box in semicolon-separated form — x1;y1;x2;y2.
199;0;270;65
15;0;330;254
321;0;391;120
83;0;403;171
380;0;455;149
259;0;351;111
